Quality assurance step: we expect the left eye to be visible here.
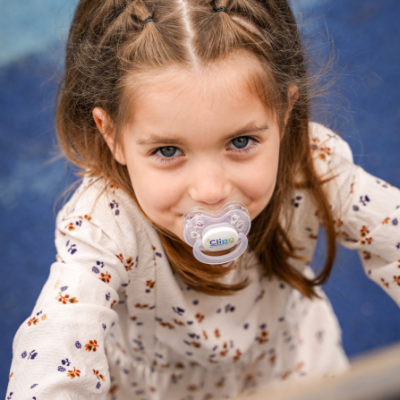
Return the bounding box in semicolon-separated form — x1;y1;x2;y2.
229;137;251;149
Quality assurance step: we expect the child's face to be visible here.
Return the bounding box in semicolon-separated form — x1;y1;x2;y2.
99;61;281;242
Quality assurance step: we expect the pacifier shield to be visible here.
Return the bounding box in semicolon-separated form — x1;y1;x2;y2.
182;201;251;265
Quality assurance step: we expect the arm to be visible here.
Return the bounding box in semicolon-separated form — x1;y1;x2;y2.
312;122;400;304
6;183;131;399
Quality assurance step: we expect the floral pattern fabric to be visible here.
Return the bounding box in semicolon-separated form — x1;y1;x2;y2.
6;122;400;400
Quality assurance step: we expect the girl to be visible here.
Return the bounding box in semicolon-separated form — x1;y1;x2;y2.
6;0;400;399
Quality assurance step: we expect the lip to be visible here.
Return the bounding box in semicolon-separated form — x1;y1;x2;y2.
175;199;232;216
190;199;228;213
204;198;226;209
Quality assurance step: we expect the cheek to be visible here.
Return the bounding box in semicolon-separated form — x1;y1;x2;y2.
234;147;279;218
127;162;185;220
241;166;277;199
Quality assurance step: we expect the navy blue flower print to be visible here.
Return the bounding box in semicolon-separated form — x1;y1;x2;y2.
359;195;370;206
66;241;77;255
28;350;38;360
109;200;120;216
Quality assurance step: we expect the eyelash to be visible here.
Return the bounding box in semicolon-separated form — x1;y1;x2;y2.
150;136;259;164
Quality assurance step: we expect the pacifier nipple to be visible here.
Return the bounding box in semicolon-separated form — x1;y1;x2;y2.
182;202;251;265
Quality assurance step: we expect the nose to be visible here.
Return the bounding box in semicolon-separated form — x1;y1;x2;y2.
187;159;231;206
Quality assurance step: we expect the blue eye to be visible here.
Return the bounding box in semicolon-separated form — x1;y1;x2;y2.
158;146;179;157
230;137;250;149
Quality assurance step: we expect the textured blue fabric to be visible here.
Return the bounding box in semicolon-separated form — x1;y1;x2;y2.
1;0;400;394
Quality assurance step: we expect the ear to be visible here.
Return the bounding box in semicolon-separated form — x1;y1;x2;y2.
92;107;127;165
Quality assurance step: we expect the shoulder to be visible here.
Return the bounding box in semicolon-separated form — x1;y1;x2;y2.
56;176;154;256
309;121;353;165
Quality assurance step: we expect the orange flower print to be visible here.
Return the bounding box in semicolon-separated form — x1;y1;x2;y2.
215;377;225;388
93;369;105;381
192;341;201;348
269;354;276;365
381;277;389;288
220;342;229;356
320;146;331;156
109;385;118;396
66;222;75;231
152;246;162;265
382;217;390;224
58;292;78;304
146;280;155;289
360;237;373;245
295;362;305;372
67;367;81;379
99;272;111;283
124;256;138;270
214;329;221;338
310;137;320;150
116;254;123;263
195;313;204;323
363;251;371;260
233;349;242;362
125;257;134;271
109;184;119;193
110;300;117;308
159;321;175;329
203;330;208;340
360;226;369;238
280;370;291;381
9;372;13;381
135;303;149;309
335;218;344;228
174;319;185;326
85;340;99;352
256;329;269;344
187;384;199;392
27;316;39;326
393;276;400;286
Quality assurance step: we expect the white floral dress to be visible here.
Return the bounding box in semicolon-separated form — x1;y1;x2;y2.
6;122;400;400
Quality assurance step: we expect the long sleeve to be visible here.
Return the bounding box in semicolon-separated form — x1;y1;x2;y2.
6;179;132;399
311;122;400;305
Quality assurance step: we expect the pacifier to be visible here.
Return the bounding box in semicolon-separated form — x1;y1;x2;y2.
182;201;251;265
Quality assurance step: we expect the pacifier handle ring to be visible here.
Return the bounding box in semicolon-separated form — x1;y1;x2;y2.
192;233;248;265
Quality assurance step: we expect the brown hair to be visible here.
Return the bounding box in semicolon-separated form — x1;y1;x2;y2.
56;0;337;297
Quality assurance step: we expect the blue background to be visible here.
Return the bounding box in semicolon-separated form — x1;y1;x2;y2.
1;0;400;394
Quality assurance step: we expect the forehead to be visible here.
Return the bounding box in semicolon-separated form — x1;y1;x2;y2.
124;52;271;125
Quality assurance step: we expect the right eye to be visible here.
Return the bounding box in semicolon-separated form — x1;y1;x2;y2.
156;146;182;158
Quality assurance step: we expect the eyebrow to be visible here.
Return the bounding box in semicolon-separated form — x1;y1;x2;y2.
136;122;270;146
